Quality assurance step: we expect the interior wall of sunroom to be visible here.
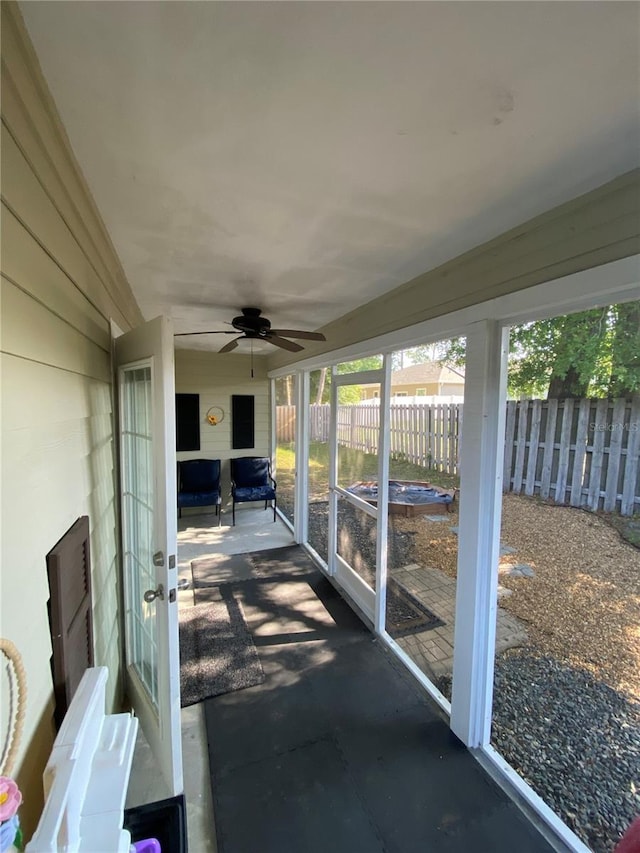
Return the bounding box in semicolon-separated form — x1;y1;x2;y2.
0;4;142;836
174;349;270;502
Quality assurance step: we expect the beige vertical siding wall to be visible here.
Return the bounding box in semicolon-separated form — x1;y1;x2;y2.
1;4;142;835
175;350;271;506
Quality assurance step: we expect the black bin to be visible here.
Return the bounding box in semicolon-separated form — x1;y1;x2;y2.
124;794;188;853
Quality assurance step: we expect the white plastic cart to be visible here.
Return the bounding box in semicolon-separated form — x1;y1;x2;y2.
26;667;138;853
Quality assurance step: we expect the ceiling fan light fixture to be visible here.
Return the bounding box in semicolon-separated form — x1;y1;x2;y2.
174;307;326;353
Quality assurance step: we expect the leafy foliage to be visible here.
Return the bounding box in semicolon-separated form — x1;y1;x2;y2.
308;357;383;404
274;375;295;406
510;310;610;398
608;302;640;398
440;303;639;399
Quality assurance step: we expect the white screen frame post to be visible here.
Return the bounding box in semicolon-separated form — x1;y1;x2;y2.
374;354;392;635
327;365;339;576
450;319;508;747
270;376;278;510
294;370;310;545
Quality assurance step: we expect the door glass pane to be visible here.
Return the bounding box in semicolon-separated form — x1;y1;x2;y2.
275;375;296;526
307;369;330;563
121;364;158;706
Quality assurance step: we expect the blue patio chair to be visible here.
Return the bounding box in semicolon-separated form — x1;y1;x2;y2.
177;459;222;524
230;457;277;525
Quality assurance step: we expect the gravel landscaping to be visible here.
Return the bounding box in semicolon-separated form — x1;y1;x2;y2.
303;491;640;851
492;650;640;853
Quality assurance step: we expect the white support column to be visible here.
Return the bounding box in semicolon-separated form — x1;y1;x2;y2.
374;354;392;635
451;320;509;747
327;366;338;576
270;377;276;469
294;371;309;545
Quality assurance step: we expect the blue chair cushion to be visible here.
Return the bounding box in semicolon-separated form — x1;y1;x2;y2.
231;457;270;487
178;489;220;509
233;486;276;502
180;459;221;492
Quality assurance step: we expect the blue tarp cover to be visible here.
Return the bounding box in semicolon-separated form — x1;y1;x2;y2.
347;481;453;505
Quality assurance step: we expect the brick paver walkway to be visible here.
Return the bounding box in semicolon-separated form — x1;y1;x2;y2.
391;563;528;680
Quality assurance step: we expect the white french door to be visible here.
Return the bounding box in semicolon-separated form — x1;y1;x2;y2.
115;315;183;796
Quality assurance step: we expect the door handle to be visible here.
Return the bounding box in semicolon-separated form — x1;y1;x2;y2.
143;584;165;603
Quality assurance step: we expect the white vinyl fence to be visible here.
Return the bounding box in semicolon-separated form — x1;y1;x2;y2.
276;397;640;515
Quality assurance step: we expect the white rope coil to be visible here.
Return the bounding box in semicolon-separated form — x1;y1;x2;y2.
0;638;27;777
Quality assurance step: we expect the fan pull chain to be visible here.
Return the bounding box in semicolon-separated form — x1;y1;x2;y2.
250;339;254;378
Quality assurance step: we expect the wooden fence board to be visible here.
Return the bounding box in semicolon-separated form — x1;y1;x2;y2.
503;401;517;491
621;396;640;515
513;401;529;493
587;399;608;510
525;399;542;497
555;399;574;504
540;399;558;500
604;398;627;512
570;398;591;507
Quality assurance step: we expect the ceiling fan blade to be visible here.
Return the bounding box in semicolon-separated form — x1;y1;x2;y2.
174;330;237;337
270;329;326;341
268;335;304;352
219;337;242;353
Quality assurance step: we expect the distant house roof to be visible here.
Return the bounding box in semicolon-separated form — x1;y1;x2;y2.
390;362;465;386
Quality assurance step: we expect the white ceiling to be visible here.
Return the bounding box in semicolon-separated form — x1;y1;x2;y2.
21;1;640;354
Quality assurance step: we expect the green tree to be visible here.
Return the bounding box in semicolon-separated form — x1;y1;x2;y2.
309;357;384;404
546;308;610;398
336;356;383;374
440;302;639;399
608;301;640;397
274;374;295;406
392;342;454;369
506;309;610;399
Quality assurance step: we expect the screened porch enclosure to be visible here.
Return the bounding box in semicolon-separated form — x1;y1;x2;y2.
269;257;640;853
